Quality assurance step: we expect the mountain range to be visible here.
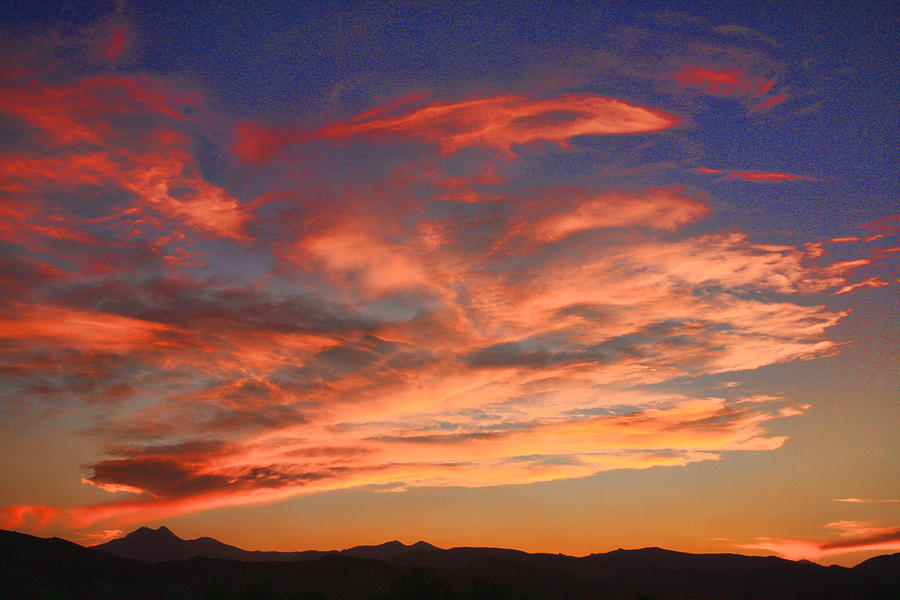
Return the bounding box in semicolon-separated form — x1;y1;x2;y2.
92;525;440;563
1;526;897;599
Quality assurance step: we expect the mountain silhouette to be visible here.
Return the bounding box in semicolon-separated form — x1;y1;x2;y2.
92;525;326;562
92;527;440;564
340;539;440;561
852;552;900;578
2;527;897;599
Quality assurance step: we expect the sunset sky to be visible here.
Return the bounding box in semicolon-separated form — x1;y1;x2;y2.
0;2;897;567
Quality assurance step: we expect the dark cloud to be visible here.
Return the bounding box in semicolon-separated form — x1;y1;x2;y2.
86;457;232;498
47;277;374;335
820;528;900;551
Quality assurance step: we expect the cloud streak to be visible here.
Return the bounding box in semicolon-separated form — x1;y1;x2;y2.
694;168;816;183
235;94;682;163
674;65;774;97
833;498;900;504
737;522;900;561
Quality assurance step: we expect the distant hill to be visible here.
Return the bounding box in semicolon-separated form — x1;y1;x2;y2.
1;528;393;600
2;527;897;599
92;525;327;562
852;552;900;578
340;539;440;561
92;526;439;563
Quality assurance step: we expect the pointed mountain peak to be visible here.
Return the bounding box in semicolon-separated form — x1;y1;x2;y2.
123;525;180;540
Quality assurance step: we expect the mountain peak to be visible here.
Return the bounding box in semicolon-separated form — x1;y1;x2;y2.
126;525;180;540
339;539;422;560
410;541;438;551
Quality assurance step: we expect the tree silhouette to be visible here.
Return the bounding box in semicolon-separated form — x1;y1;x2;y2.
463;576;524;600
235;581;277;600
384;567;458;600
289;589;327;600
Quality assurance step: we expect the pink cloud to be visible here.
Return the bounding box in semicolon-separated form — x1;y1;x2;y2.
2;171;873;535
8;393;806;530
754;94;786;110
673;65;774;97
101;25;129;64
0;505;61;530
71;529;125;545
288;222;439;299
0;303;176;353
863;214;900;234
0;73;251;241
532;187;708;241
738;522;900;561
833;498;900;504
833;276;890;295
727;171;817;183
324;94;683;153
234;93;682;162
0;74;200;144
694;168;817;183
9;201;859;531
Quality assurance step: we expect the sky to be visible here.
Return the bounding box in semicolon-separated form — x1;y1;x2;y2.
0;1;897;567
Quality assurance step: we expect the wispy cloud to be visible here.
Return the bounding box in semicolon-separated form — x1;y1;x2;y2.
234;93;683;163
737;522;900;561
674;65;774;97
833;498;900;504
100;25;129;64
693;168;817;183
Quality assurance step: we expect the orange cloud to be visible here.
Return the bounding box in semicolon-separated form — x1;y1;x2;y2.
532;188;708;241
0;303;175;353
727;171;817;183
833;498;900;503
290;223;438;299
2;178;870;534
0;74;199;144
694;168;816;183
234;93;682;162
755;94;786;110
323;94;683;154
0;73;251;241
737;522;900;561
18;392;803;530
674;65;774;96
71;529;125;545
833;276;890;295
0;505;61;530
863;214;900;234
